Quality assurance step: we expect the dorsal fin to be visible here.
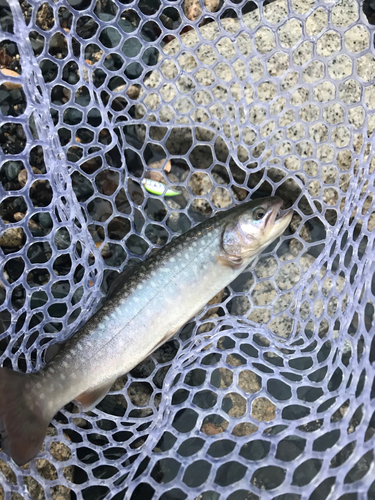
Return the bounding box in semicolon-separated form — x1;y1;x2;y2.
105;261;142;301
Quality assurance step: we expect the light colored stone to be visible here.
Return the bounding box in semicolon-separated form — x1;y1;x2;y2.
251;397;276;422
0;68;22;89
0;227;24;248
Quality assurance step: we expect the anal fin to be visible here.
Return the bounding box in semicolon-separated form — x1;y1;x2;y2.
75;379;116;411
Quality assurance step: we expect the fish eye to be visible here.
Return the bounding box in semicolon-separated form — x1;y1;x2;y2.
253;207;266;221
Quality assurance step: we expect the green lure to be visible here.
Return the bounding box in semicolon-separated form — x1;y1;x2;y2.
142;178;180;197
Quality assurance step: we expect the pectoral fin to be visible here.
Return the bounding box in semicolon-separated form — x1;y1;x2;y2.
44;342;63;363
75;378;116;411
217;253;243;269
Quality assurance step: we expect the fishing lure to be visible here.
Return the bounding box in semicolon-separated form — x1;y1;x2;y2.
142;178;180;196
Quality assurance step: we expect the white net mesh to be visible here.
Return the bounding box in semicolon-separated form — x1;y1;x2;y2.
0;0;375;498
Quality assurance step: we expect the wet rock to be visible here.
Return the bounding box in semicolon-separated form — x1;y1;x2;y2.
71;171;94;202
0;458;17;485
0;196;27;223
50;485;71;500
35;458;57;481
248;308;272;324
211;186;232;208
54;228;71;250
0;68;22;90
30;179;53;207
224;392;247;418
189;172;213;196
182;0;221;21
18;166;42;187
201;421;228;435
183;0;202;21
13;211;25;222
0;227;24;248
145;159;172;183
206;290;224;314
251;397;276;422
238;369;262;394
128;381;153;406
27;219;47;238
232;422;259;437
126;84;141;100
2;160;23;181
38;212;53;229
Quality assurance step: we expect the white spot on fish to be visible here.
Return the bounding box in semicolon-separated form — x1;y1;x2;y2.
60;374;66;380
36;382;42;389
170;257;176;263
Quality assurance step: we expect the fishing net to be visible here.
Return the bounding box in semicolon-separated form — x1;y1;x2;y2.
0;0;374;497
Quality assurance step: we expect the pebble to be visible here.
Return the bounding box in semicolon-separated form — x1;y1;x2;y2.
126;85;141;100
232;422;258;437
201;422;228;436
289;213;313;256
0;68;22;90
3;160;23;181
145;159;172;184
183;0;221;21
54;228;71;250
0;227;24;248
13;211;25;221
38;212;53;228
49;441;72;461
251;397;276;422
18;167;42;187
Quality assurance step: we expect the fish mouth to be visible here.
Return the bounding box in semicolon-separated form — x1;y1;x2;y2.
275;206;294;224
265;200;293;231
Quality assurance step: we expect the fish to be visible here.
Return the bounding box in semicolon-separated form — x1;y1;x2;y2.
0;196;293;466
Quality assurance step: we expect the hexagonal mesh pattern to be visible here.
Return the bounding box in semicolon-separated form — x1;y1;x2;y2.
0;0;375;498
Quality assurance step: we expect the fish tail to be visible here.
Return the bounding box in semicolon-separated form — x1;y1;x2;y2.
0;367;50;466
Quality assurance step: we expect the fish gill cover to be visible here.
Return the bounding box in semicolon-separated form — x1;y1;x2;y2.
0;0;374;498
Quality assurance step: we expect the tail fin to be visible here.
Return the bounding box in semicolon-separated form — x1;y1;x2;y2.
0;368;50;466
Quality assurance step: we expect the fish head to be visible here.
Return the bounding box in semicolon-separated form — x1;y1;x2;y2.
221;196;293;267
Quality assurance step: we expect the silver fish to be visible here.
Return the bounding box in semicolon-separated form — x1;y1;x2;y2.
0;196;293;465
